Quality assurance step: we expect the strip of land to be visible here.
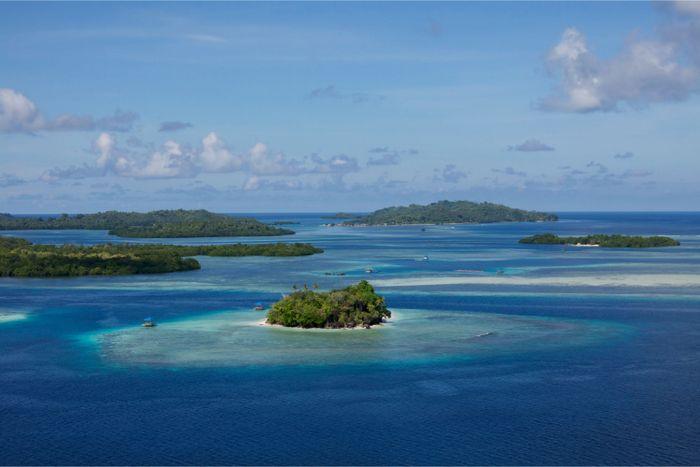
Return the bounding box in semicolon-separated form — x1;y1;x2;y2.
0;209;293;238
0;236;323;277
519;233;680;248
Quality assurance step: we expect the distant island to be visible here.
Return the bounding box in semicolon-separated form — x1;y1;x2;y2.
321;213;359;220
0;236;322;277
0;209;293;238
342;200;557;226
266;280;390;329
519;233;680;248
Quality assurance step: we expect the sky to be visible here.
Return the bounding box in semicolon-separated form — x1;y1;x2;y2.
1;1;700;213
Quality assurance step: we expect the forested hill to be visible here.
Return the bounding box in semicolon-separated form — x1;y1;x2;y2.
343;200;557;226
0;210;293;238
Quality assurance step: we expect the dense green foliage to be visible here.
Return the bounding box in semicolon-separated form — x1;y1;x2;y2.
0;210;293;238
161;243;323;257
519;233;680;248
345;200;557;225
266;280;390;328
0;237;323;277
0;240;200;277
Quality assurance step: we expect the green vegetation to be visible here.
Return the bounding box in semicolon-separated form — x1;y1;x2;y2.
344;200;557;226
519;233;680;248
0;209;293;238
321;213;359;220
266;280;390;329
0;236;323;277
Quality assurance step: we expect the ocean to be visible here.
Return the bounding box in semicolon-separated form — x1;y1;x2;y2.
1;212;699;465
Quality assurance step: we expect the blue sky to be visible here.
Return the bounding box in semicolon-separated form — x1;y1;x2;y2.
1;1;699;213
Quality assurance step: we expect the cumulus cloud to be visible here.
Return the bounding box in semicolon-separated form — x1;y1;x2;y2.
307;85;384;104
433;164;467;183
248;142;304;175
0;88;43;133
540;4;700;112
40;132;349;181
0;88;138;133
199;132;243;173
508;139;555;152
158;121;193;132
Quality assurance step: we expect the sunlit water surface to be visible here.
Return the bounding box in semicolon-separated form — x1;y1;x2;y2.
1;212;699;465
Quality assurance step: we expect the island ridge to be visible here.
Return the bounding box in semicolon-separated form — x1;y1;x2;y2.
343;200;557;226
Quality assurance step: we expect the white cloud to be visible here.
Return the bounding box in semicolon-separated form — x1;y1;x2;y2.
199;132;242;173
95;132;115;168
140;141;194;178
0;88;138;133
0;88;43;132
248;142;303;175
541;7;700;113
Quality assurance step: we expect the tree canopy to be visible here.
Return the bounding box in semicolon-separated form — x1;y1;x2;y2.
0;237;323;277
266;280;390;328
0;209;293;238
344;200;557;226
519;233;680;248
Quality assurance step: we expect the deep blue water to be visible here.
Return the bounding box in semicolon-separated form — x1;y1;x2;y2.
1;212;699;465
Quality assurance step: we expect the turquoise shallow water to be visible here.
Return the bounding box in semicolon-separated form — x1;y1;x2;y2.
1;212;699;465
91;308;627;368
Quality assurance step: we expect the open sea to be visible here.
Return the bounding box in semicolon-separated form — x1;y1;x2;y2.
1;212;699;465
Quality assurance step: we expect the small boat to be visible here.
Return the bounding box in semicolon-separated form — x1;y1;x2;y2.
365;267;374;274
422;255;429;261
142;317;156;328
254;302;265;311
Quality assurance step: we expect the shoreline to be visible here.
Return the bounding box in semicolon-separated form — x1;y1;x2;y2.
255;312;396;331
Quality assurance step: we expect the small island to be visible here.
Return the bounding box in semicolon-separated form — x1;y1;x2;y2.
0;209;294;238
343;200;557;226
519;233;680;248
321;213;359;220
266;280;390;329
0;236;323;277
